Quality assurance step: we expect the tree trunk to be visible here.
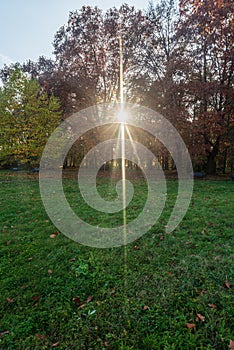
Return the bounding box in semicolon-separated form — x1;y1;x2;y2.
206;154;216;174
222;149;228;174
206;143;219;174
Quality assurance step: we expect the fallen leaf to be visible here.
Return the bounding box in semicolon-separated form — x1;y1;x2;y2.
6;240;11;246
186;323;195;329
134;245;139;250
21;285;27;290
72;297;82;306
86;296;93;303
69;257;76;262
6;297;15;303
197;290;205;295
104;341;109;347
214;255;221;260
225;281;231;289
230;340;234;350
32;295;41;301
35;334;46;340
0;331;9;336
52;342;60;347
185;241;191;245
197;313;205;322
131;206;138;210
79;304;86;309
143;305;150;311
50;232;59;239
28;257;33;261
208;303;217;310
48;269;53;274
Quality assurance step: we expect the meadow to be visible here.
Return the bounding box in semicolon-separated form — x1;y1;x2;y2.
0;171;233;349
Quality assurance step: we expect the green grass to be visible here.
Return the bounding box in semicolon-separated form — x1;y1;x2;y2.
0;171;233;349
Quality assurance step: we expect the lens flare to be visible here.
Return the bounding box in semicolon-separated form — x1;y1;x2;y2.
118;109;128;123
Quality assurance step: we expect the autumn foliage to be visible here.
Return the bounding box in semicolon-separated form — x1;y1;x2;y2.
0;1;233;173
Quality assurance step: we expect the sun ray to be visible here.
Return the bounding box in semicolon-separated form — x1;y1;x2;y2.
118;14;129;333
125;125;143;170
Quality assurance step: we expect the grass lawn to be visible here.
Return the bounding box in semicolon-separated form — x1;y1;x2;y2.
0;171;233;349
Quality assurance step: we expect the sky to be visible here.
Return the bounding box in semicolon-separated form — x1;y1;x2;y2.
0;0;151;69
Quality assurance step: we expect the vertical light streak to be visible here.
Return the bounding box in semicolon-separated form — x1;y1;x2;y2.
119;21;127;243
119;23;124;106
121;123;127;234
119;15;129;334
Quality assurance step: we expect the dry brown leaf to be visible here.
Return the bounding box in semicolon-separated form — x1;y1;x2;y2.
197;289;206;295
52;342;60;347
230;340;234;350
86;296;93;303
6;240;11;246
208;303;217;310
186;323;195;329
48;269;53;274
197;313;205;322
50;232;59;239
78;304;86;309
35;334;46;340
69;257;76;262
0;331;9;336
6;297;15;303
143;305;150;311
225;281;231;289
104;341;109;347
32;295;41;301
72;297;82;306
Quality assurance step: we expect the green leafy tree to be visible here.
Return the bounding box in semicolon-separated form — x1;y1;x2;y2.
0;69;61;168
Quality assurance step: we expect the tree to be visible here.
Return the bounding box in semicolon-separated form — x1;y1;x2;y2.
176;0;234;173
53;5;149;107
0;69;62;168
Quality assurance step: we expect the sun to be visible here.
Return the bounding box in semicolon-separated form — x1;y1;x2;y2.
117;108;128;123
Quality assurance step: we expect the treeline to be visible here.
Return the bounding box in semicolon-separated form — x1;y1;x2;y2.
0;0;233;173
